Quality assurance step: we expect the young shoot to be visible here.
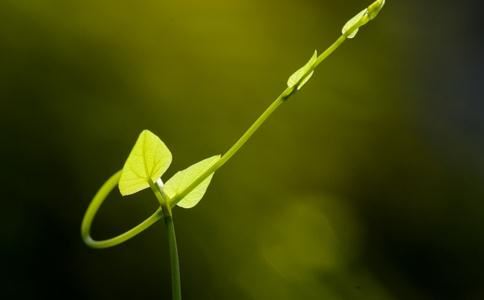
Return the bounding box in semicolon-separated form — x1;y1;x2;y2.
81;1;385;299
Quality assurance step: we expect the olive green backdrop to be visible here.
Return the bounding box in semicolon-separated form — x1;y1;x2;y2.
2;0;484;299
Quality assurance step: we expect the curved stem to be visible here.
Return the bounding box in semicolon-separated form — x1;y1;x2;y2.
81;170;164;249
84;208;163;249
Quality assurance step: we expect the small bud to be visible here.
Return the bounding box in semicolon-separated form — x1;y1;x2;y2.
368;0;385;20
342;0;385;39
287;50;318;91
342;9;369;39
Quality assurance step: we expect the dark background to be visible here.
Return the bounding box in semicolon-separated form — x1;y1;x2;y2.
2;0;484;299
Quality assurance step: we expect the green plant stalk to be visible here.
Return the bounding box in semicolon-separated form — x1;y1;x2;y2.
314;35;346;69
164;207;182;300
150;180;182;300
170;35;348;207
82;3;385;300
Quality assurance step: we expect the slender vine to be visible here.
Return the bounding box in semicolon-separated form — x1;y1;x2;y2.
81;2;385;299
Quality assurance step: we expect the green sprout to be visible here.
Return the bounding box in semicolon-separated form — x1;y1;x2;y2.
81;1;385;299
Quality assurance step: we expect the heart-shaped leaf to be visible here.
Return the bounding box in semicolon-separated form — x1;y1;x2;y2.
164;155;221;209
287;50;318;90
119;130;172;196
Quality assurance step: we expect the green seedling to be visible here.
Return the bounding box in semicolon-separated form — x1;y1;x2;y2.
81;1;385;299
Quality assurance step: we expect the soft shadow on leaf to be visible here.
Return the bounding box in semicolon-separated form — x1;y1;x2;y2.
165;155;221;208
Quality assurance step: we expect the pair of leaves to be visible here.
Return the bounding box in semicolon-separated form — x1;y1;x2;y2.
287;50;318;91
342;0;385;39
118;130;220;209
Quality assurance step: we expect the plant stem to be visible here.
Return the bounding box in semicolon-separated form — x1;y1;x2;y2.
169;90;285;206
170;35;348;207
81;171;164;249
314;35;346;69
163;204;182;300
149;179;182;300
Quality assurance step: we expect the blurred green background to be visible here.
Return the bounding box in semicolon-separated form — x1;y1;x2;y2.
2;0;484;299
